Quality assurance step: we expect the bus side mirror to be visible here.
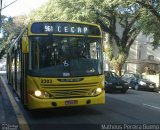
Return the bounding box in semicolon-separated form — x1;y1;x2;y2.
22;36;29;53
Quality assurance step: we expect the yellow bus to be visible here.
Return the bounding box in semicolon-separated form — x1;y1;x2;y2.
7;21;105;110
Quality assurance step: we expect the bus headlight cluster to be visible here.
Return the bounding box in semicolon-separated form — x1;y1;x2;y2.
34;90;42;97
88;88;102;96
34;90;51;98
96;88;102;93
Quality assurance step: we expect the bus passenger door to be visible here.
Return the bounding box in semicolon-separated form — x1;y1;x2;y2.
16;43;22;98
11;47;17;92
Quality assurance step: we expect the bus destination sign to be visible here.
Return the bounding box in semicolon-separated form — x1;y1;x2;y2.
44;25;88;34
30;22;101;35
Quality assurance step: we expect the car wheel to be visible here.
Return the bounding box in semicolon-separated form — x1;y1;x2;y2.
135;84;139;90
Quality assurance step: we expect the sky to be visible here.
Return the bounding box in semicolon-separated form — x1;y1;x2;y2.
2;0;48;17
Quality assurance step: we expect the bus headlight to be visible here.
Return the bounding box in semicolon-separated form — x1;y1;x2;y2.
34;90;51;98
88;88;102;96
34;90;42;97
96;88;102;93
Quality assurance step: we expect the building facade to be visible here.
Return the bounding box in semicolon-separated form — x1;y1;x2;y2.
125;33;160;74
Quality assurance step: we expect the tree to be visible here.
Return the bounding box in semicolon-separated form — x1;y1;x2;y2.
135;0;160;49
28;0;142;75
0;15;27;59
95;1;141;75
28;0;159;75
136;0;160;22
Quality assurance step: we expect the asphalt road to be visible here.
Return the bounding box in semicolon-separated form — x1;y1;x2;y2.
1;74;160;130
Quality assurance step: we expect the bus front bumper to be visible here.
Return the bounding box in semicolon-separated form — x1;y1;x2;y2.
27;91;105;110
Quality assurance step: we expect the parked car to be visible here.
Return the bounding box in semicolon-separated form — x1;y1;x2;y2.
121;73;158;92
104;71;129;93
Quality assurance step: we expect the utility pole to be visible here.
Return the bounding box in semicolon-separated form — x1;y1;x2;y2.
0;0;2;32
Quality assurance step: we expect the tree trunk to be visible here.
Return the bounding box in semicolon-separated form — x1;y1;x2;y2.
105;43;129;76
114;63;123;76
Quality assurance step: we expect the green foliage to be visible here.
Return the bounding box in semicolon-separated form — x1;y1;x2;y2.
27;0;144;75
138;10;160;47
29;0;98;22
1;0;159;74
135;0;160;48
0;15;27;59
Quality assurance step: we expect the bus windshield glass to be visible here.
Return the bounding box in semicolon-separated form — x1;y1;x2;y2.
29;36;103;77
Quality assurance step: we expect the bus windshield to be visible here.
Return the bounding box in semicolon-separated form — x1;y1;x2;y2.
29;36;103;77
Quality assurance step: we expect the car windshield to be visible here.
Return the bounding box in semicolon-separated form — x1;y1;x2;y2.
105;71;118;78
29;36;103;77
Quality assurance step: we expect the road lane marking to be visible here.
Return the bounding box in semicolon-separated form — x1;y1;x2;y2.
0;76;30;130
143;104;160;110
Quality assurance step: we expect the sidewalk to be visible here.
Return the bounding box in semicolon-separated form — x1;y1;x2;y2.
0;84;5;124
0;75;20;130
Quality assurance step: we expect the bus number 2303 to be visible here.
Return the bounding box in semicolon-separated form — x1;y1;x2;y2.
41;79;52;84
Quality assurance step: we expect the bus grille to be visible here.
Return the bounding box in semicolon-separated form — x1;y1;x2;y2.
41;82;98;98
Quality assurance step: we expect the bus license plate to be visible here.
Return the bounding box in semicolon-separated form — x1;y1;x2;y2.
65;100;78;105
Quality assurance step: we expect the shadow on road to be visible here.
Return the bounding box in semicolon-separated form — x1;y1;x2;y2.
27;105;104;119
106;90;135;95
